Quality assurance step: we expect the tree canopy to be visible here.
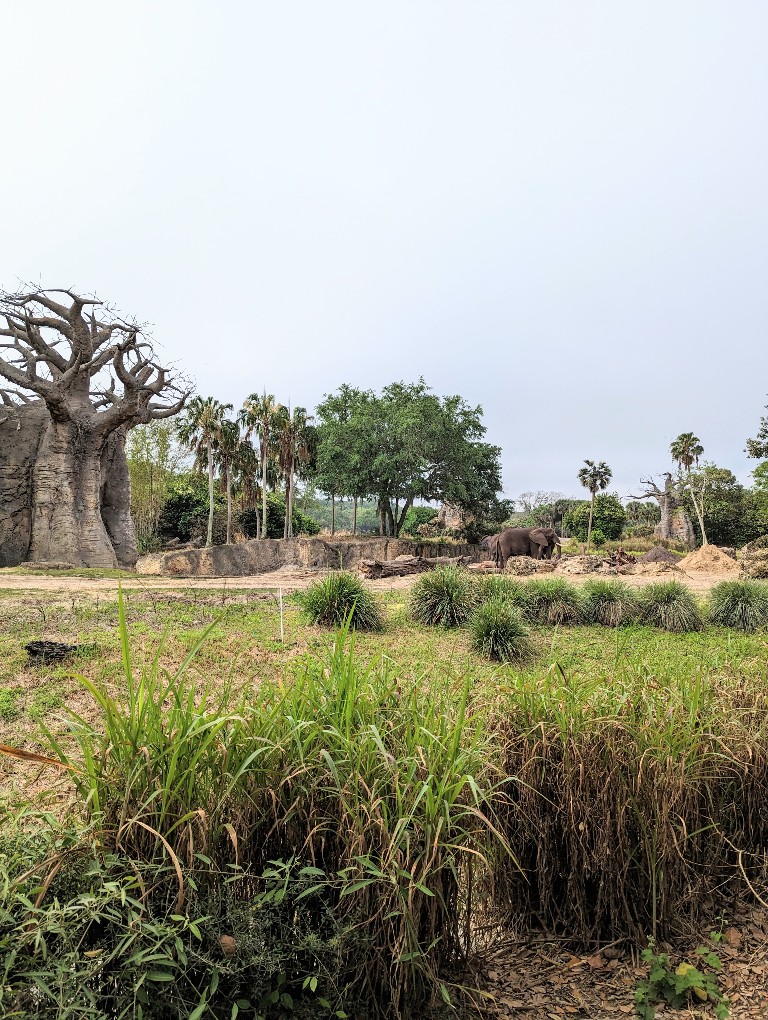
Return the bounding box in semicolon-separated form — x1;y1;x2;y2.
314;380;502;536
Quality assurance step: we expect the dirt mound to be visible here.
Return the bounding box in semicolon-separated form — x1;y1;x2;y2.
638;546;680;565
677;544;741;575
739;536;768;578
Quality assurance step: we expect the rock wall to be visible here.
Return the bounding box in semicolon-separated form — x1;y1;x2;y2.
138;537;483;577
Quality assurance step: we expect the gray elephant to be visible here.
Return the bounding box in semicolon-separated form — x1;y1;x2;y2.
479;533;502;566
494;527;562;567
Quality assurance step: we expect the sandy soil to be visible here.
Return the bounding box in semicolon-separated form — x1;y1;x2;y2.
0;565;737;596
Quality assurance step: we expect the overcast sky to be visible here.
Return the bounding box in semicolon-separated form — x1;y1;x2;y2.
3;2;767;502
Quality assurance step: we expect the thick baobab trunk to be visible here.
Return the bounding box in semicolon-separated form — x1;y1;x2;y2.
28;419;118;567
100;428;138;568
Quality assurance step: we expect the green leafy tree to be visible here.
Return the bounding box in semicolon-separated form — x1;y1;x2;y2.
670;433;707;545
316;380;502;537
682;463;767;547
125;422;185;552
577;460;613;551
176;396;233;546
564;493;626;543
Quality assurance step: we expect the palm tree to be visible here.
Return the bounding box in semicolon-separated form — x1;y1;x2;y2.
276;406;313;538
176;396;233;546
212;419;242;545
239;392;282;540
577;459;613;552
670;432;707;544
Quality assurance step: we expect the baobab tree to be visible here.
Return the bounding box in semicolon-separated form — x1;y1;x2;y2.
577;459;612;552
0;287;188;567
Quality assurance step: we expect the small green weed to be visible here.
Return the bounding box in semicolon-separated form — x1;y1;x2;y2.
634;937;729;1019
28;688;64;721
0;686;23;721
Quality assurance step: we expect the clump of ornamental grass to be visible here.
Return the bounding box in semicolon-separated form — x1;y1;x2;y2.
523;577;584;625
301;570;384;630
409;565;477;627
475;573;528;609
707;578;768;632
637;580;704;632
470;597;533;663
581;579;640;627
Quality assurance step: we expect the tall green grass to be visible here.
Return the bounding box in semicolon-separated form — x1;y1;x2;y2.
41;593;508;1018
581;579;639;627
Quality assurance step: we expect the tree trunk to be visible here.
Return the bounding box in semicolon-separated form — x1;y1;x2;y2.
687;471;708;545
206;445;215;547
28;418;118;567
100;427;138;567
396;497;414;537
586;493;595;552
226;464;232;545
353;496;358;535
331;494;335;535
261;442;268;540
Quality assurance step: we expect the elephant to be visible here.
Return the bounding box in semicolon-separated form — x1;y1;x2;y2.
479;533;501;566
493;527;562;567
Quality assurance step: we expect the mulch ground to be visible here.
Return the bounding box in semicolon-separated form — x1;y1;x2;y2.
479;901;768;1018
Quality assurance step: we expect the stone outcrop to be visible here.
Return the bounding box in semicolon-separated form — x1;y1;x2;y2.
138;537;482;577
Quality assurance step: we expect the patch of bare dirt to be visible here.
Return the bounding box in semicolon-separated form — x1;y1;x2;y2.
481;900;768;1018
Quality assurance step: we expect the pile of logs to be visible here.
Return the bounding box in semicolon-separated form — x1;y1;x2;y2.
598;548;636;568
358;555;471;579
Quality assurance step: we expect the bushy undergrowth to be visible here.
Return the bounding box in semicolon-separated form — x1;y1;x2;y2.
301;571;384;630
27;597;504;1018
409;565;477;627
708;579;768;632
581;579;640;627
523;577;584;625
638;580;704;632
470;597;533;663
0;823;357;1020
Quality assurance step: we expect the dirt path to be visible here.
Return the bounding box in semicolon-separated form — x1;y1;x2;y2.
0;567;735;597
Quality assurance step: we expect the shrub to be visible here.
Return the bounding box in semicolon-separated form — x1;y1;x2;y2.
475;573;528;609
708;579;768;632
523;578;584;625
470;598;533;663
302;571;384;630
582;579;640;627
637;580;704;632
409;565;477;627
